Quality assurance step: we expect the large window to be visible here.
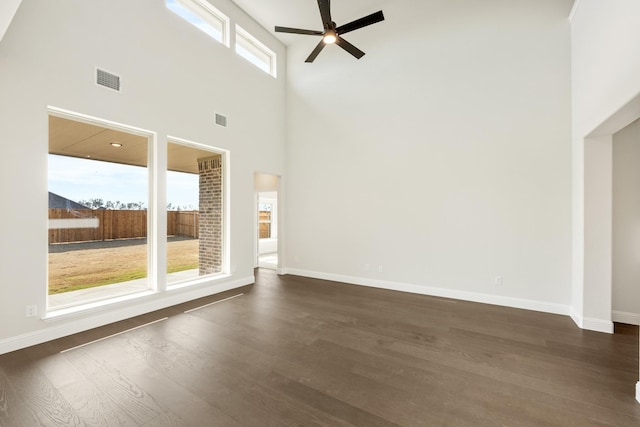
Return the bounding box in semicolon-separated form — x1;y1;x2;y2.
47;110;229;314
167;139;224;286
235;25;277;77
48;114;151;310
166;0;230;46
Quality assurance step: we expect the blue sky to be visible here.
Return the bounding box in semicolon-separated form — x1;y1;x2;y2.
48;155;199;209
166;0;223;42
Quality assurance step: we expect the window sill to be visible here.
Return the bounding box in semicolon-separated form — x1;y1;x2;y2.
43;273;232;322
167;272;230;290
44;290;157;322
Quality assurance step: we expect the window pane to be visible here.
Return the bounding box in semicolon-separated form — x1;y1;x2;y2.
167;141;223;285
48;115;149;310
167;0;228;45
235;25;276;77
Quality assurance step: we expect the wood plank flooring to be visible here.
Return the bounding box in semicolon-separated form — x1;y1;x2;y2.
0;269;638;426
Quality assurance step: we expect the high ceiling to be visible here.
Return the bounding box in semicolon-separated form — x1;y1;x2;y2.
2;1;580;47
231;0;386;45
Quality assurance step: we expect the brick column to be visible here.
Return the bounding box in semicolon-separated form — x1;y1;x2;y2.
198;155;223;275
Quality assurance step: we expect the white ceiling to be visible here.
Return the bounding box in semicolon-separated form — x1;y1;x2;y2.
1;1;580;47
231;0;386;45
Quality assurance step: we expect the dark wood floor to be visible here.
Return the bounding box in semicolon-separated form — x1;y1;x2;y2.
1;269;638;426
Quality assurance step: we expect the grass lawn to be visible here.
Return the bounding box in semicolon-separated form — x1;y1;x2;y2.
48;239;199;294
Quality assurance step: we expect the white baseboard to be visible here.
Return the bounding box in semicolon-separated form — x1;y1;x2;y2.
569;307;615;333
612;310;640;326
582;317;614;334
569;307;583;329
0;275;254;355
636;381;640;404
285;268;571;317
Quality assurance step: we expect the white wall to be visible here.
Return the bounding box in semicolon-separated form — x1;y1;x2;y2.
0;0;21;43
285;0;573;313
571;0;640;332
0;0;286;352
612;119;640;325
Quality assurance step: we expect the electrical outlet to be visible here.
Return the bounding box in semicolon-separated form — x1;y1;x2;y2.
378;265;384;273
494;275;503;286
25;305;37;318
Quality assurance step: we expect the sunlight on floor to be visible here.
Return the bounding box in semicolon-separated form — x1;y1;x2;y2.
258;252;277;270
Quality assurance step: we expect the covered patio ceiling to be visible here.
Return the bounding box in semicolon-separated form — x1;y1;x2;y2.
49;115;218;174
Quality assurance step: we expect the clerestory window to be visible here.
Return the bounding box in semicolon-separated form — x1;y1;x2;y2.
167;0;230;47
235;25;277;77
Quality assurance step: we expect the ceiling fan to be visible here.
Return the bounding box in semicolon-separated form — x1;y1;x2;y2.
275;0;385;63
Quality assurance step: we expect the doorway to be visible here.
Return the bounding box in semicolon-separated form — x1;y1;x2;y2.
254;173;280;270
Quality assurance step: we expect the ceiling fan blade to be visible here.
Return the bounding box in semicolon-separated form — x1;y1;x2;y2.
317;0;332;28
335;37;365;59
304;40;325;63
336;11;385;35
275;26;323;36
305;40;327;63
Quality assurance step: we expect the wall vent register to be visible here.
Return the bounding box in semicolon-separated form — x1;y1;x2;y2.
215;113;228;128
96;68;121;92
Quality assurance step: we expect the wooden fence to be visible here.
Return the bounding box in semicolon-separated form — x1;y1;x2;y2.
167;210;199;239
49;209;199;244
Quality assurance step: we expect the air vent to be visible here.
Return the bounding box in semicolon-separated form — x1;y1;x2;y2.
96;68;121;92
215;113;228;128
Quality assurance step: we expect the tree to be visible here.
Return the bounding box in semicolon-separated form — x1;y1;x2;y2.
78;198;147;210
78;198;105;209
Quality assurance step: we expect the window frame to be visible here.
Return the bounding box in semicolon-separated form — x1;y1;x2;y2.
166;136;230;289
167;0;230;47
46;107;157;312
235;24;277;77
45;107;231;319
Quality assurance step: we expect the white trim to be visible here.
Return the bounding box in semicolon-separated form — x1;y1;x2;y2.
166;135;231;277
569;0;582;22
48;106;154;138
285;268;571;316
166;135;227;155
235;24;277;77
582;317;614;334
0;275;253;355
45;290;158;321
47;106;158;310
570;306;583;329
167;0;230;47
636;381;640;404
612;310;640;326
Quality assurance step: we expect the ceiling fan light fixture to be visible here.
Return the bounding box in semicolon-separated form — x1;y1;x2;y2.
323;30;337;44
274;1;384;62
